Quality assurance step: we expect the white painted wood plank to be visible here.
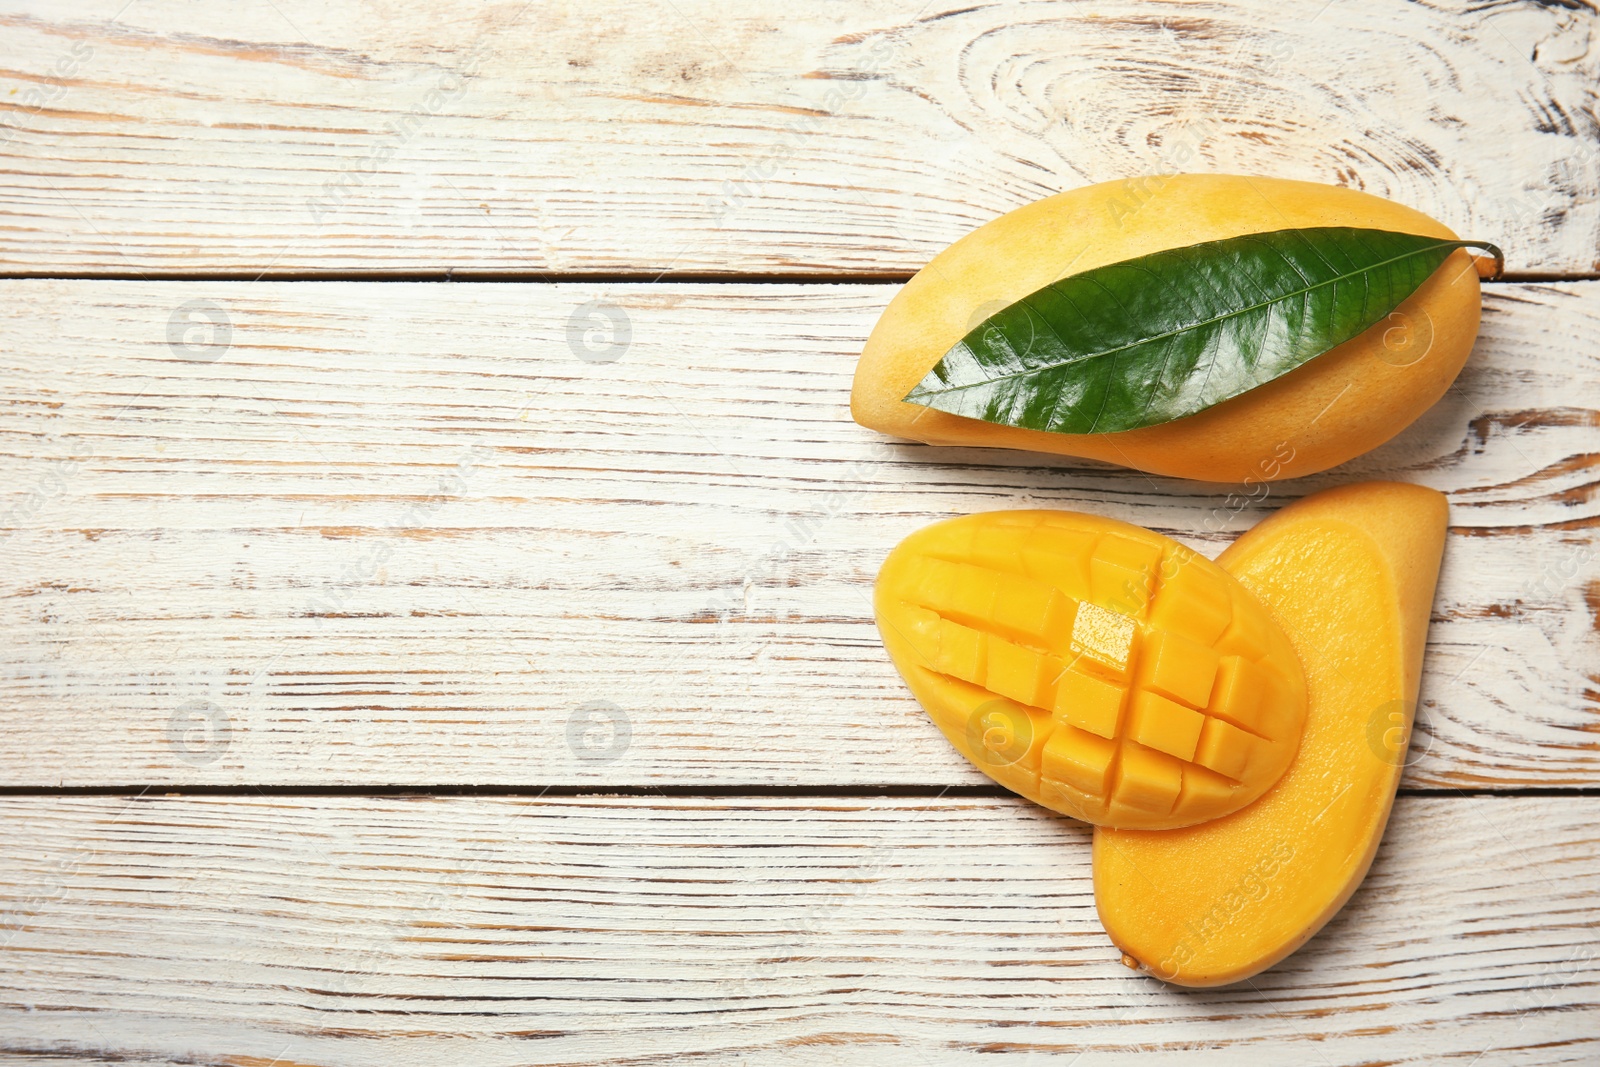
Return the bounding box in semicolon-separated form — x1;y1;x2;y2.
1;280;1596;787
0;794;1595;1065
0;0;1596;276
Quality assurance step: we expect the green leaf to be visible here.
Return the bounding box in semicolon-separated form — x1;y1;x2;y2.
903;227;1500;435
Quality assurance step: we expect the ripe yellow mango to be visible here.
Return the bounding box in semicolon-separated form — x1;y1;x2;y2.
875;510;1308;830
1092;482;1447;986
851;175;1483;482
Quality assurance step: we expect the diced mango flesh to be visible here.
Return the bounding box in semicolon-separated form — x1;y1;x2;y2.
875;510;1309;830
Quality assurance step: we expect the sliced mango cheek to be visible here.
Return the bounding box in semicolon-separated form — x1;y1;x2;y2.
875;510;1309;830
1091;482;1450;987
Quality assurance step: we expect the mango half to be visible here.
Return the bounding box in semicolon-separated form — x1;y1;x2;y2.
851;174;1482;482
875;510;1308;830
1093;482;1448;986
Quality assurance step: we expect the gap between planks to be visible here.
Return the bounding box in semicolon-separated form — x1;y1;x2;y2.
0;271;1596;284
0;784;1591;798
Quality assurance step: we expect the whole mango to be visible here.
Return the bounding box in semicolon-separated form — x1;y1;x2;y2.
851;175;1485;483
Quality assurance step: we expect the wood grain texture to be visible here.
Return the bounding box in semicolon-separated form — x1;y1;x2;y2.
1;279;1595;788
0;793;1595;1065
0;0;1597;277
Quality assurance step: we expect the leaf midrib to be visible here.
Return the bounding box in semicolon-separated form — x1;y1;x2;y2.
910;236;1463;398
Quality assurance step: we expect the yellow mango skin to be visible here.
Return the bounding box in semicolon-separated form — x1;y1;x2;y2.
1092;482;1448;987
875;510;1308;830
851;175;1482;482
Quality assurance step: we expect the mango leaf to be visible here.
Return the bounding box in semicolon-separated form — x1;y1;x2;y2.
903;227;1499;435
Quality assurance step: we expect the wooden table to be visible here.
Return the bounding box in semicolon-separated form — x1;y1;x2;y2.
2;2;1597;1062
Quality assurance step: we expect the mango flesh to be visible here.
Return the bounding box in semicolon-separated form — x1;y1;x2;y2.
851;175;1482;482
1092;482;1448;986
875;510;1308;830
